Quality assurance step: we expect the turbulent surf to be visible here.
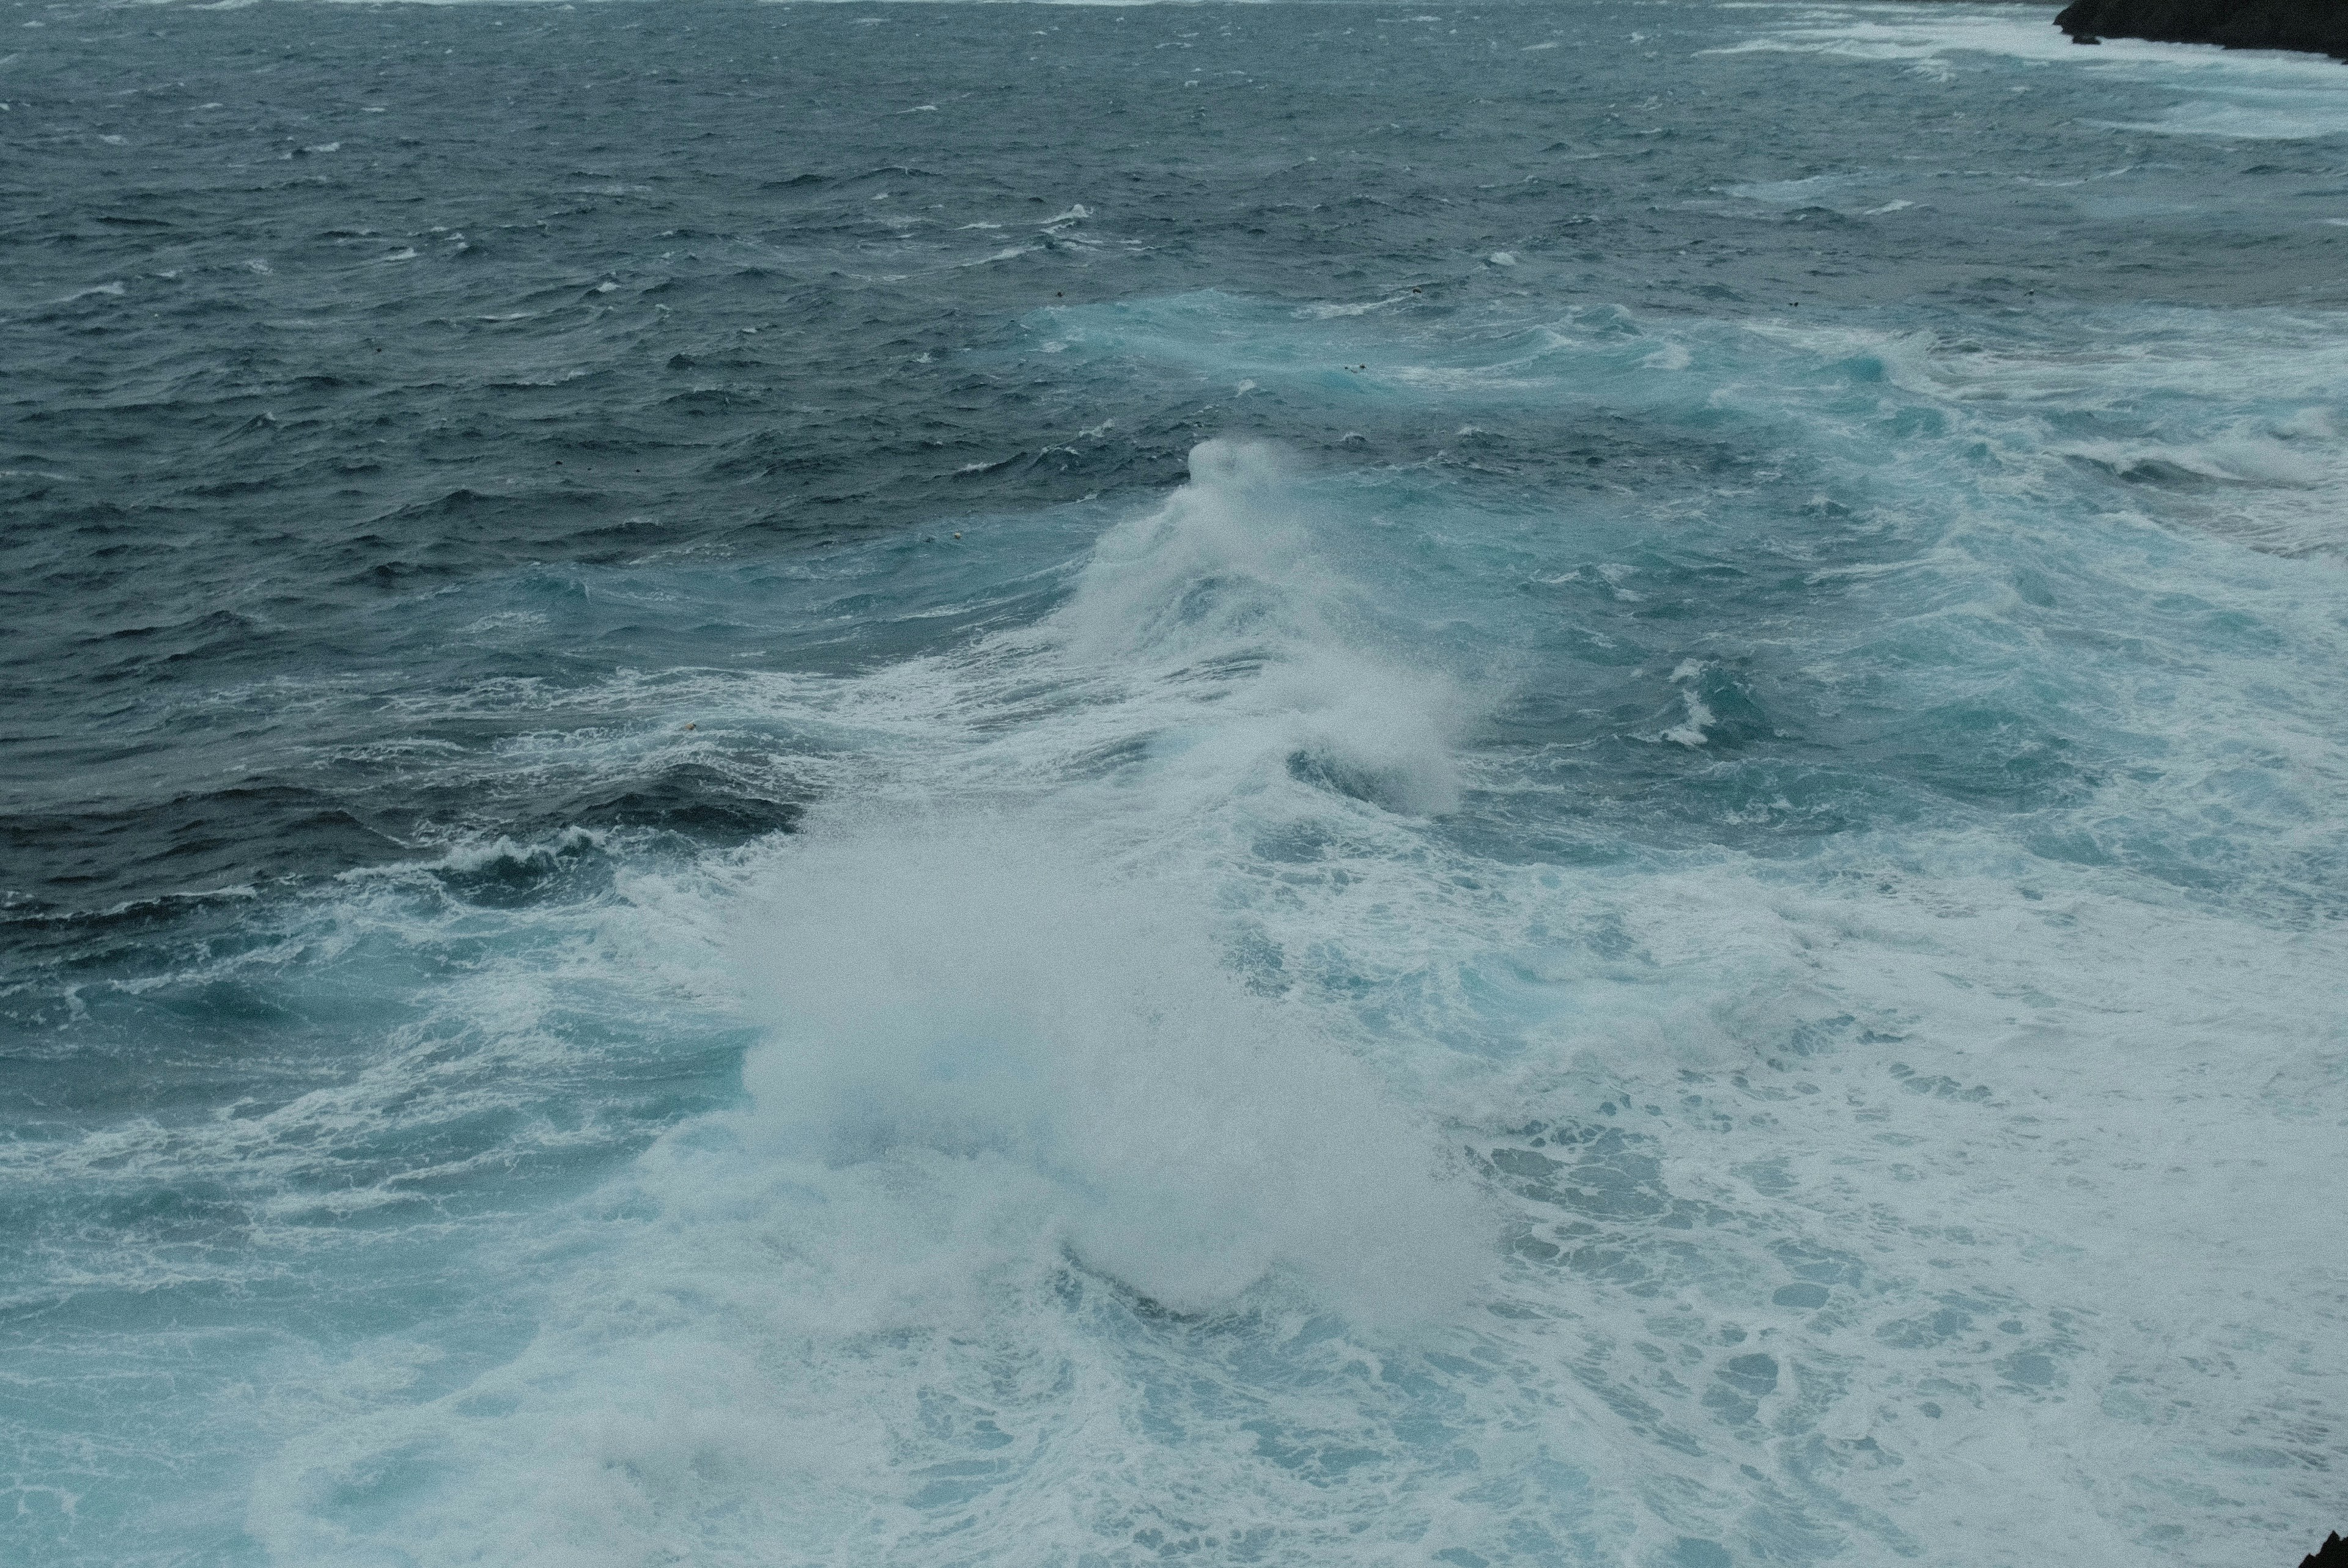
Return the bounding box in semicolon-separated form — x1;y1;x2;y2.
4;4;2344;1566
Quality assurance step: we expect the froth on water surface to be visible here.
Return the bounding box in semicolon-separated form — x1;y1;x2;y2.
4;3;2348;1566
733;821;1490;1325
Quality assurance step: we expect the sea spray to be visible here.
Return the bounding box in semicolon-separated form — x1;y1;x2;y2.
735;821;1491;1325
1051;438;1472;819
9;5;2348;1565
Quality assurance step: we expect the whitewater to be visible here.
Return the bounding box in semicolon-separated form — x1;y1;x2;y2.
2;2;2344;1566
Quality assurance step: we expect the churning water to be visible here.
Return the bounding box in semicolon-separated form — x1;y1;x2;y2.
4;2;2345;1565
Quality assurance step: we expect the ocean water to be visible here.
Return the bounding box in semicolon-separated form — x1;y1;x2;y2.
4;2;2346;1564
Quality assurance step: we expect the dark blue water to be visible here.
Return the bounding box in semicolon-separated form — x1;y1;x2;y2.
4;4;2346;1566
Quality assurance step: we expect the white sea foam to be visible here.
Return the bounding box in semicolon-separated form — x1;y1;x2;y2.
92;302;2346;1567
13;3;2348;1561
2099;90;2348;140
237;443;1509;1563
1723;2;2348;140
1740;306;2348;554
1049;439;1470;817
1725;171;1872;205
734;825;1488;1321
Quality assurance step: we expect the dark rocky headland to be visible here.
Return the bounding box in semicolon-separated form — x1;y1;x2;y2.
2055;0;2348;59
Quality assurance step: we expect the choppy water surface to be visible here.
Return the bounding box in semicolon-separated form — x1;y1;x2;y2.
4;3;2345;1565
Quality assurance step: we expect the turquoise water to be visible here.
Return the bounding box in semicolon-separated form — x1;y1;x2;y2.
4;4;2346;1565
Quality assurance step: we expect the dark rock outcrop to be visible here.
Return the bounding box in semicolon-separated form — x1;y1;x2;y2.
2302;1531;2347;1568
2055;0;2348;59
